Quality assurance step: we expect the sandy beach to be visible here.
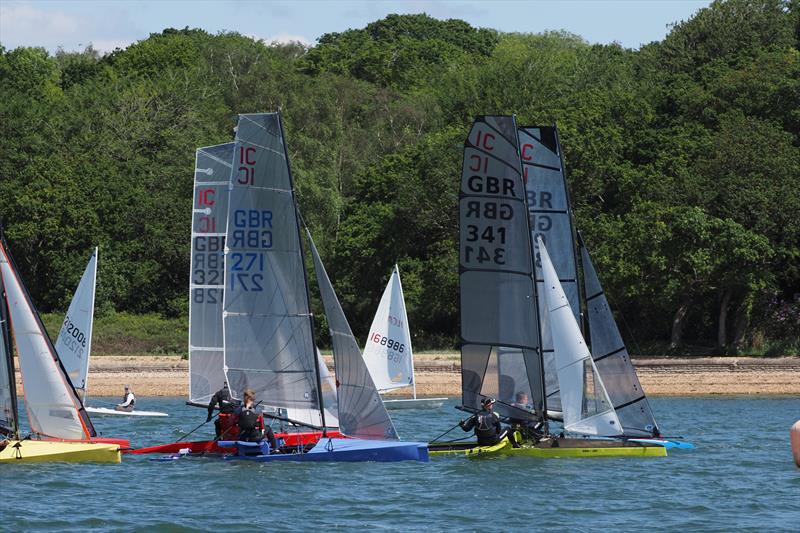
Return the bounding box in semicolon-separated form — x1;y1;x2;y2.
15;354;800;398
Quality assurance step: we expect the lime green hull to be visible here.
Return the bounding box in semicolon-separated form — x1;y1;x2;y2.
0;439;121;464
429;437;667;458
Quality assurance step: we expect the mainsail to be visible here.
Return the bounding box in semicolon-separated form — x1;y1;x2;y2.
222;113;320;413
538;237;621;436
580;237;660;436
517;125;580;414
0;239;95;440
0;269;18;438
54;247;97;401
309;234;398;440
362;266;415;394
459;115;546;423
189;142;234;405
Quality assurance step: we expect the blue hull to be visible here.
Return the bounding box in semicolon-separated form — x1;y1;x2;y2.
219;438;429;462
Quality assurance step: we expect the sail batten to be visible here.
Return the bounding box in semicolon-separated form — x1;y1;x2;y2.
460;115;546;423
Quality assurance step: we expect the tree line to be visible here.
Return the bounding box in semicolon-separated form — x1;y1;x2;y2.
0;0;798;354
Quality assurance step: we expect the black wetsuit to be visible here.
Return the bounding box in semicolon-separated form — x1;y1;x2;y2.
460;409;507;446
237;406;277;449
208;387;239;438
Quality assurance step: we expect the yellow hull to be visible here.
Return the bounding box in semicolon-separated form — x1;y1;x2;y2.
429;438;511;457
0;440;121;464
429;437;667;458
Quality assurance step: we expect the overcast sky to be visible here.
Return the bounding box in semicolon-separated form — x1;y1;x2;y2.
1;0;712;54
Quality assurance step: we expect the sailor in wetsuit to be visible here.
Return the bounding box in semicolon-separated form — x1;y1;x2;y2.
115;385;135;412
207;381;239;439
236;388;277;450
459;397;514;446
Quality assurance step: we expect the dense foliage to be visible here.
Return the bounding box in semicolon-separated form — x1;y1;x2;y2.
1;3;798;354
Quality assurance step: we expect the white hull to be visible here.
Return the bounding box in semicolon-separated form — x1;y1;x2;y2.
383;397;447;410
86;406;169;417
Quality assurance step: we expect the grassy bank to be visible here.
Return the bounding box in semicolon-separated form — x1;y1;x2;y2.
41;312;187;357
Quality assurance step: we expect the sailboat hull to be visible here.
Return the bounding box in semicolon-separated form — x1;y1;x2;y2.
220;438;429;463
129;430;343;455
86;406;168;417
429;437;667;458
0;440;121;463
383;398;447;410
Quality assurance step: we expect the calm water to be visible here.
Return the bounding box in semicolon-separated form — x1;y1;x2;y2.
2;396;799;532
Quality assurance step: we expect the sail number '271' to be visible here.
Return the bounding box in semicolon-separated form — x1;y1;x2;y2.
229;209;272;292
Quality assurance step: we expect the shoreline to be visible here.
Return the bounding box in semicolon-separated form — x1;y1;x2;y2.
15;354;800;397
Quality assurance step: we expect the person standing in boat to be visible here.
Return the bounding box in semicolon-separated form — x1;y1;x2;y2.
207;381;239;439
459;397;517;446
115;385;135;412
236;389;277;450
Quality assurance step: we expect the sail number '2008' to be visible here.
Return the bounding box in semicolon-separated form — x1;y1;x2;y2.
229;209;272;292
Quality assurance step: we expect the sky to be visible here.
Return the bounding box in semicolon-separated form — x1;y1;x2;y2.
0;0;713;54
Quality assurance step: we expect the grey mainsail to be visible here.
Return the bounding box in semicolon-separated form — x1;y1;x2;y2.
309;233;398;440
517;125;580;414
189;142;233;405
460;116;546;423
580;238;660;436
0;269;17;438
222;114;320;412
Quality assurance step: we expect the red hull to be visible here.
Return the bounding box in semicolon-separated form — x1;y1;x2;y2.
129;430;342;454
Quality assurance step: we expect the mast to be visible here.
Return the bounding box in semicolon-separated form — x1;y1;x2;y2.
277;113;328;435
0;245;19;440
399;266;418;400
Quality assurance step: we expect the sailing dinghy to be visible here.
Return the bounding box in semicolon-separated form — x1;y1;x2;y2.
428;115;668;458
0;238;123;463
53;248;167;417
363;266;445;410
217;112;425;462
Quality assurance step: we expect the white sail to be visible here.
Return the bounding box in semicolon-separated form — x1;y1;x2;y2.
54;247;97;402
0;242;93;440
189;143;234;405
537;237;621;437
362;266;415;394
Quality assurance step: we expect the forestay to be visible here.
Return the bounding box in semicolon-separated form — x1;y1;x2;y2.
0;240;95;440
581;239;660;437
222;113;320;412
189;142;233;405
362;266;414;393
0;271;17;438
460;115;545;423
518;125;580;414
538;237;621;436
309;234;398;440
54;247;97;401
